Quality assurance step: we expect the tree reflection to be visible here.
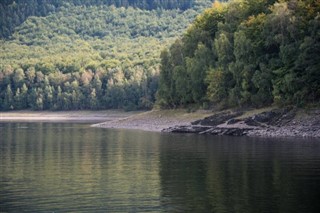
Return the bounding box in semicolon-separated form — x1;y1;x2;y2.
159;136;320;213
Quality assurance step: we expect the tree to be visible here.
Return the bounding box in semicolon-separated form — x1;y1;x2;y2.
4;84;14;110
173;65;192;105
13;68;25;88
157;49;174;107
56;86;64;110
35;93;44;110
44;85;54;109
14;88;22;109
92;74;102;105
206;67;227;103
26;67;36;84
71;90;80;109
187;43;212;103
20;83;28;108
89;88;97;109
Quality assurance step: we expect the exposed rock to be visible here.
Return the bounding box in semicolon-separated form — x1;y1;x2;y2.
244;118;262;127
244;107;295;126
191;111;243;126
201;127;254;136
163;125;211;134
163;125;256;136
162;107;320;138
227;118;242;125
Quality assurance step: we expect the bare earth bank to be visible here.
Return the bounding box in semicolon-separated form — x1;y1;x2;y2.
0;110;212;132
93;110;213;132
1;108;320;138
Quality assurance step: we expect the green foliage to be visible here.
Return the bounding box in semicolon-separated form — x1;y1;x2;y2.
0;0;207;39
157;1;227;108
0;0;212;111
157;0;320;108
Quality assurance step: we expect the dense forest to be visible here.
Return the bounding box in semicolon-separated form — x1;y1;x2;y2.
2;0;318;111
157;0;320;109
0;0;201;39
0;0;213;111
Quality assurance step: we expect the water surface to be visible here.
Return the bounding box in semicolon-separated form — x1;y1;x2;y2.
1;122;320;212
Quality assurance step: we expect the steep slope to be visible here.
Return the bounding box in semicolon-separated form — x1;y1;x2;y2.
157;0;320;108
0;0;213;111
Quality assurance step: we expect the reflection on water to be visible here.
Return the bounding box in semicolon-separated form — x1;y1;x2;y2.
159;135;320;213
0;122;320;212
0;123;161;212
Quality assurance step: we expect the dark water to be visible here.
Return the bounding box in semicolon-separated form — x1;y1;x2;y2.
1;122;320;213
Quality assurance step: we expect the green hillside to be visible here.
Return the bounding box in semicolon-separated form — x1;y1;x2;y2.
157;0;320;109
0;0;203;39
0;0;213;111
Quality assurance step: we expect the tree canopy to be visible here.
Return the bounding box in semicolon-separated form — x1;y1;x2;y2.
0;0;213;111
0;0;207;39
157;0;320;108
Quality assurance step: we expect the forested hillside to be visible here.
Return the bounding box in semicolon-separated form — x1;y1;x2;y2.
0;0;213;111
157;0;320;109
0;0;200;39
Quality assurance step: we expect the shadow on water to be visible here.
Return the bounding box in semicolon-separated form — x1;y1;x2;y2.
158;134;320;213
0;122;320;212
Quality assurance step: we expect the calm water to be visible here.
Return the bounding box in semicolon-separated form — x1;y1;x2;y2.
1;122;320;213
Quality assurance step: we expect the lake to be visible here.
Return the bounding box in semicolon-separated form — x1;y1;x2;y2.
1;122;320;212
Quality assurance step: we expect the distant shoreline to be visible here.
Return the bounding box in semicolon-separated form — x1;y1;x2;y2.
0;110;212;132
0;110;139;123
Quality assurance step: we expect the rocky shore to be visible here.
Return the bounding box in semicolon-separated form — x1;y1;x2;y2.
163;107;320;138
2;108;319;138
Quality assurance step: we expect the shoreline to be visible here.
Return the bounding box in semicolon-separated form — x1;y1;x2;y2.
92;109;213;132
1;108;320;138
163;107;320;138
0;110;211;132
0;110;140;123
